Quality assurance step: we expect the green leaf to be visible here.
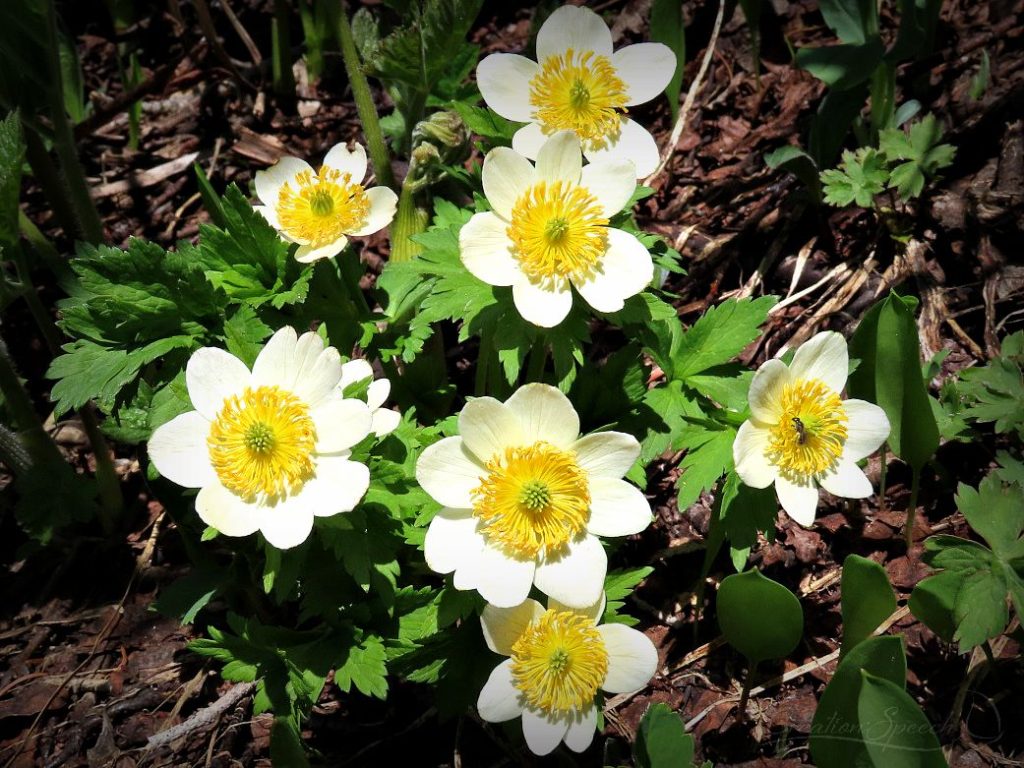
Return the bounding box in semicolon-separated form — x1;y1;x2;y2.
649;0;685;121
856;672;947;767
152;566;223;625
719;471;778;572
670;296;777;380
603;566;653;626
14;459;97;543
675;425;736;511
270;717;311;768
765;145;822;202
958;331;1024;439
819;0;878;44
193;162;227;228
821;147;889;207
840;554;896;655
448;102;516;144
970;50;990;100
908;569;959;642
809;83;870;168
634;703;695;768
796;38;884;91
222;305;272;368
0;110;24;247
879;114;956;201
955;474;1024;560
335;634;389;699
810;635;907;768
717;570;803;663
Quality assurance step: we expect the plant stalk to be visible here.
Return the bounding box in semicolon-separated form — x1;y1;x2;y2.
271;0;296;99
0;335;65;472
736;664;755;722
904;468;920;548
878;442;887;514
42;0;104;244
390;182;427;262
11;246;62;355
22;128;79;241
336;3;395;189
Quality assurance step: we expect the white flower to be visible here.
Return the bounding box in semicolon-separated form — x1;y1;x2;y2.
460;131;653;328
148;327;374;549
477;594;657;756
253;142;398;263
338;358;401;437
416;383;651;609
732;331;891;526
477;4;676;178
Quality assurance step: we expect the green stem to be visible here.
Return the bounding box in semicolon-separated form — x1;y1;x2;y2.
272;0;296;99
390;182;427;262
878;442;887;515
298;0;324;79
0;335;65;472
980;640;997;669
11;246;62;355
43;0;104;243
0;423;33;476
905;468;920;548
79;404;123;532
19;211;73;288
475;331;492;398
525;334;548;384
337;248;371;317
737;663;756;722
336;3;395;190
22;128;79;241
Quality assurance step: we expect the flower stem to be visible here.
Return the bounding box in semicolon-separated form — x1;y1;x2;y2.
475;331;492;397
389;183;427;262
79;404;124;533
336;3;395;190
271;0;296;99
737;663;756;722
42;0;104;244
22;127;79;241
878;442;888;514
904;468;920;548
11;246;62;355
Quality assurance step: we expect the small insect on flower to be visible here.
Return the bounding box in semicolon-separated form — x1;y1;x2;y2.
476;594;657;756
416;383;652;609
147;327;375;549
476;4;676;177
733;331;891;526
253;142;398;263
460;131;653;327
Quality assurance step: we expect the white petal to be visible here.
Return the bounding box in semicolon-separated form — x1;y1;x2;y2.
459;397;524;462
366;378;390;410
776;475;820;526
185;347;251;421
459;212;521;287
563;705;598;753
547;593;606;624
339;359;373;389
476;53;539;123
295;237;347;263
304;455;370;515
732;420;778;489
256;496;315;550
321;142;367;183
474;545;537;608
572;228;653;313
370;408;401;436
254;205;281;230
536;5;613;61
513;276;573;328
534;535;607;608
312;398;373;452
504;383;579;449
482;147;536;220
252;328;343;407
789;331;848;394
415;436;486;508
424;508;482;575
612;43;677;106
580;158;638;217
349;187;397;236
819;460;873;499
586;477;652;537
148;411;216;488
583;118;660;178
598;623;658;693
480;598;545;655
195;481;261;538
842;399;890;461
511;122;549;161
477;659;524;722
535;131;582;185
521;709;570;757
572;431;640;478
748;359;791;424
254;156;314;207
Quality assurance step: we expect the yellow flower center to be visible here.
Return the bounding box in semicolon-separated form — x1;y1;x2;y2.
507;181;608;283
530;48;628;147
208;386;317;499
275;168;370;248
511;609;608;714
767;378;849;479
471;442;591;558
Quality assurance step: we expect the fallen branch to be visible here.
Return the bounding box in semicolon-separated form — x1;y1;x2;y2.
145;682;255;750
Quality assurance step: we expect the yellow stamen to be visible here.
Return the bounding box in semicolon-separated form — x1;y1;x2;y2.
530;48;628;147
507;181;608;283
511;609;608;714
275;167;370;247
767;379;849;479
208;386;317;498
471;442;590;558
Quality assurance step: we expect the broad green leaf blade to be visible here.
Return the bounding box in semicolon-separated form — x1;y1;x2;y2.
795;39;884;91
856;672;947;768
650;0;685;121
634;703;695;768
670;296;777;379
717;570;803;664
840;554;897;655
810;635;906;768
720;471;778;572
819;0;878;44
954;475;1024;560
765;144;822;202
0;110;23;246
809;84;869;168
908;570;959;642
270;717;311;768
